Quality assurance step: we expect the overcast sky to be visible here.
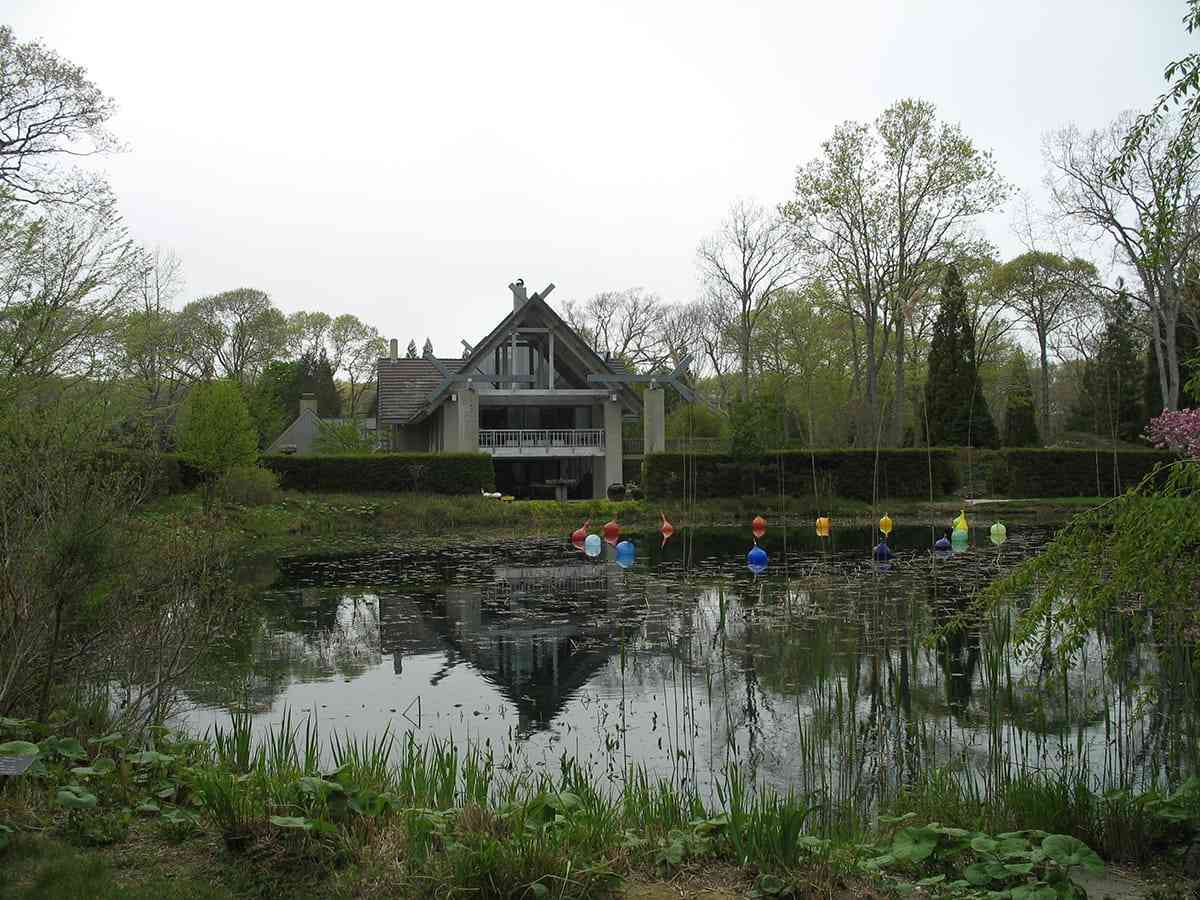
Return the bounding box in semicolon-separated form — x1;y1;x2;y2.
7;1;1195;353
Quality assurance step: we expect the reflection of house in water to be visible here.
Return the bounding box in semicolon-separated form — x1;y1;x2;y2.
379;561;622;734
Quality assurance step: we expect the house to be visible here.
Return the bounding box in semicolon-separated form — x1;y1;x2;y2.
376;280;670;499
267;393;377;455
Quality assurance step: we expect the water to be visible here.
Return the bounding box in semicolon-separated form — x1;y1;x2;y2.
183;524;1200;807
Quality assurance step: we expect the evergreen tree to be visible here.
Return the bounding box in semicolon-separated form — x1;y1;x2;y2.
1002;351;1040;446
422;337;434;357
405;340;418;359
923;265;998;447
1070;292;1144;440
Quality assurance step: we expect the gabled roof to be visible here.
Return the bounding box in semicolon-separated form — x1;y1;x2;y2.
376;358;446;423
404;294;642;423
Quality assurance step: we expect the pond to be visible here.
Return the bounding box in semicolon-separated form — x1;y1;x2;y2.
183;523;1200;813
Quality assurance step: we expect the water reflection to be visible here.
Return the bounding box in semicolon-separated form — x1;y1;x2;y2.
183;525;1200;803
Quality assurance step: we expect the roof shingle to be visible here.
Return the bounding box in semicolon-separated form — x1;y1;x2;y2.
376;359;443;423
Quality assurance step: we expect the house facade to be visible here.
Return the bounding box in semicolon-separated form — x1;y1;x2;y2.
376;281;668;499
267;393;376;455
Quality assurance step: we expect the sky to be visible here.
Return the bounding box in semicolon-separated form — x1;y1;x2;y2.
7;0;1196;354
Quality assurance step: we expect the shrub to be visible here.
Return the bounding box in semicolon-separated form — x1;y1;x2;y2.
216;466;280;506
995;448;1176;497
176;380;259;486
643;449;959;501
261;453;495;494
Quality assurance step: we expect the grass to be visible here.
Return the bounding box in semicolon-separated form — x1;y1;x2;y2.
139;489;1104;561
3;708;1198;899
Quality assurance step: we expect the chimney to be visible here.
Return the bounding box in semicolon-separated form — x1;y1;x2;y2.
509;278;527;311
389;338;398;360
299;393;317;416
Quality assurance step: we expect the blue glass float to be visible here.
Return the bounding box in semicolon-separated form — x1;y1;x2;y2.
615;540;636;569
747;544;768;575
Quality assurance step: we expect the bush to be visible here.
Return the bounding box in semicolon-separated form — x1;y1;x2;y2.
261;453;495;494
994;449;1176;497
216;466;280;506
643;449;959;501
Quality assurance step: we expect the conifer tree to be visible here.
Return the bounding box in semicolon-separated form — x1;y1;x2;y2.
923;265;998;447
1002;351;1040;446
405;340;418;359
422;337;434;357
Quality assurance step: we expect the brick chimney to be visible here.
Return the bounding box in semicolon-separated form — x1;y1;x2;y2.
299;393;317;416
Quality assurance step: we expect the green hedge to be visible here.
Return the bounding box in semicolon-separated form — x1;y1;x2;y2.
259;453;496;494
993;449;1176;497
642;449;959;501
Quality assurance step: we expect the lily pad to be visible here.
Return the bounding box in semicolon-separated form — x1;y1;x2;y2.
1041;834;1104;873
56;785;98;810
0;740;39;757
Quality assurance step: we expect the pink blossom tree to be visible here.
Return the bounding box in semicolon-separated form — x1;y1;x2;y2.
1145;408;1200;459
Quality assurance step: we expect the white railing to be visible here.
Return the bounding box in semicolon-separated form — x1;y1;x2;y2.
478;429;605;451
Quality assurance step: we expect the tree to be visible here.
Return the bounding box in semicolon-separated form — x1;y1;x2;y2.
697;199;801;401
1069;290;1144;441
562;288;670;371
1046;114;1200;412
786;99;1007;446
1002;351;1040;447
328;313;386;415
0;26;117;206
286;310;331;359
405;340;418;359
178;288;288;383
1143;309;1200;421
422;337;433;358
921;265;997;447
995;252;1096;441
0;199;141;398
176;380;258;497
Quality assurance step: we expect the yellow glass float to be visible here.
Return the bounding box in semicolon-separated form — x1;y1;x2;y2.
878;513;893;536
816;516;831;537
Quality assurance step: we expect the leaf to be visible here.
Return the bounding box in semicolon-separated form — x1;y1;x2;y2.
891;826;938;863
136;801;161;816
91;733;124;747
92;758;116;775
56;785;98;810
1040;834;1104;873
0;741;39;757
878;812;916;825
971;836;1000;854
127;750;174;767
964;862;996;886
529;884;548;900
916;874;946;886
269;816;313;831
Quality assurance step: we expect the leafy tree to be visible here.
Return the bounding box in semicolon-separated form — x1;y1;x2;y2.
728;395;787;458
328;314;386;414
786;98;1007;445
313;419;375;454
177;288;288;383
922;266;997;447
996;251;1096;441
176;380;258;494
1002;352;1040;447
665;403;727;444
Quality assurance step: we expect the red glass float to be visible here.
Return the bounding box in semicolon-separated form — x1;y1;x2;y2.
751;515;766;539
603;519;621;545
571;519;590;549
659;511;674;546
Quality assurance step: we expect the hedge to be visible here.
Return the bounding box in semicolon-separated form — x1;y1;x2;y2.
642;449;959;501
259;453;496;494
992;449;1176;497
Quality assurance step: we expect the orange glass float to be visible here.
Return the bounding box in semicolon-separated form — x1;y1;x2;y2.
659;511;674;546
603;519;621;545
816;516;831;537
751;515;767;539
571;519;590;549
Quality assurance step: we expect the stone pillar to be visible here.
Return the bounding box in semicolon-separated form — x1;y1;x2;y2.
459;388;479;452
441;397;460;451
643;387;665;454
594;397;623;499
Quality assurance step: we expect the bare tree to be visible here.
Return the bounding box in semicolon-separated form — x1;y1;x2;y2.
562;288;669;371
328;313;386;414
1046;113;1200;411
698;199;801;401
0;26;118;206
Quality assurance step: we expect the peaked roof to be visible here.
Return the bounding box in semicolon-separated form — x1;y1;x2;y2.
376;358;446;423
403;293;641;423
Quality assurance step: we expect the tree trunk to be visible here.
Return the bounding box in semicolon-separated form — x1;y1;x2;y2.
1038;331;1051;443
891;305;906;447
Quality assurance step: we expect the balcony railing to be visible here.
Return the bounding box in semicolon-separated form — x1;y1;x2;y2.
479;429;605;453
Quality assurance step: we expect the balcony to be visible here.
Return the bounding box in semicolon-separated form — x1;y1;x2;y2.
479;429;605;458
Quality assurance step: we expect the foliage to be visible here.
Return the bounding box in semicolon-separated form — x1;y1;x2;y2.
177;288;289;384
215;465;279;506
313;418;376;455
1145;408;1200;458
262;452;495;494
923;265;998;447
664;402;727;443
1068;290;1144;441
728;397;786;458
175;380;259;482
980;461;1199;666
643;449;958;501
1003;352;1040;447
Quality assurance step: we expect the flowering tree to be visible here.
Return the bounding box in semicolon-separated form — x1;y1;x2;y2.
1146;408;1200;459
